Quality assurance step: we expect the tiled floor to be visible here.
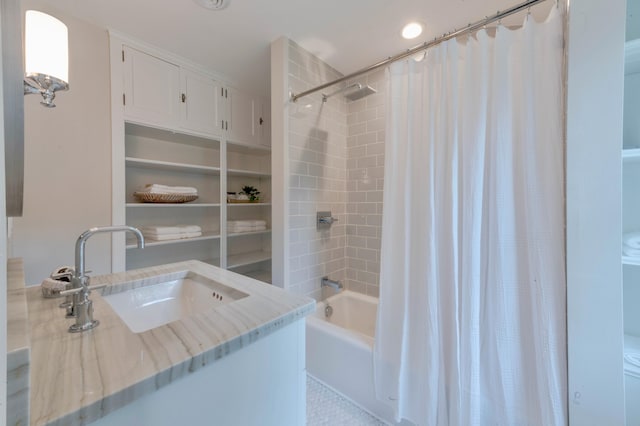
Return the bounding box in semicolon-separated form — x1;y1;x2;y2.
307;375;388;426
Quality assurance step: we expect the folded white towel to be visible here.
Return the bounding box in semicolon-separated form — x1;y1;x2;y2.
140;225;202;236
624;245;640;257
624;232;640;249
146;231;202;241
140;184;198;195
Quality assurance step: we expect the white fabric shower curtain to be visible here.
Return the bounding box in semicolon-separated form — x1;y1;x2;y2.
374;7;566;426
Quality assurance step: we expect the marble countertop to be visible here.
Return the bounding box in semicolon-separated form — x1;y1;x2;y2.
25;260;315;426
7;258;30;426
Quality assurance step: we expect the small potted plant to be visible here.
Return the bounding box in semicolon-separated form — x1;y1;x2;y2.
240;185;261;202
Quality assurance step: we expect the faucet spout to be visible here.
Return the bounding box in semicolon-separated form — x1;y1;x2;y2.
321;276;343;292
75;225;145;279
67;225;145;333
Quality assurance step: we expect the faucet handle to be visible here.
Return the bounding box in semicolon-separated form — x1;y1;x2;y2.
60;283;107;296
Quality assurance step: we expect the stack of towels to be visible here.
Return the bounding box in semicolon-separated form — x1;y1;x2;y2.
227;220;267;234
623;232;640;259
140;225;202;241
625;334;640;379
139;184;198;195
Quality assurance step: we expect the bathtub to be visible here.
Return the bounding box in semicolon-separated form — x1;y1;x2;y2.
306;290;412;425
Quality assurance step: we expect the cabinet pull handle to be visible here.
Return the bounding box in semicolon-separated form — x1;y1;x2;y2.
259;117;264;125
181;93;186;103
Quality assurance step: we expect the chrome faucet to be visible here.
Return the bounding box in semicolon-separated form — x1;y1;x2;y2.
321;276;343;292
62;226;145;333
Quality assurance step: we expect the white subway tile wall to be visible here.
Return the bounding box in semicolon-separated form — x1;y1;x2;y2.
345;70;386;298
287;41;386;300
288;40;348;300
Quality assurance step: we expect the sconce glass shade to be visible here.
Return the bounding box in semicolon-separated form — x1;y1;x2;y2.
24;10;69;107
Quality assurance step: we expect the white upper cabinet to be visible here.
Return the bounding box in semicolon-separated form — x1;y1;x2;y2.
123;46;180;128
221;88;270;147
226;86;258;146
256;96;271;147
120;41;270;145
180;69;222;136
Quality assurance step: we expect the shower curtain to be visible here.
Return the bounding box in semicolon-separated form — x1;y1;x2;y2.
374;6;566;426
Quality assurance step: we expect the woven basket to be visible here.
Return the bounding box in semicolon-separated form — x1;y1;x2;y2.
133;192;198;203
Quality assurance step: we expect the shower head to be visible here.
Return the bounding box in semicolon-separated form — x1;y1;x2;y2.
345;85;377;101
322;83;377;103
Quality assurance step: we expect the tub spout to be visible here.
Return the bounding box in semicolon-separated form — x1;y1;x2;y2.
321;276;343;292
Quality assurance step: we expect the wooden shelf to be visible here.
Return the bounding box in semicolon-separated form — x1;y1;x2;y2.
227;141;271;155
227;250;271;269
126;157;221;175
623;149;640;162
126;202;221;208
227;202;271;207
227;168;271;178
227;229;271;238
125;121;221;148
126;231;220;249
623;255;640;266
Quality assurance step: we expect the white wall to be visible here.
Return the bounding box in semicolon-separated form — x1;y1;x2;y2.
566;0;627;423
11;1;112;285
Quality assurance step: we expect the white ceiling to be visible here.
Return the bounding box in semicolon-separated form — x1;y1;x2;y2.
35;0;553;97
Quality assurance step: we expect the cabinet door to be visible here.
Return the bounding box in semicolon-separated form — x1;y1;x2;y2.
227;87;258;145
180;69;222;137
122;46;180;127
256;97;271;147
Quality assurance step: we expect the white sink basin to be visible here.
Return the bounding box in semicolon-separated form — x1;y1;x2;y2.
102;272;249;333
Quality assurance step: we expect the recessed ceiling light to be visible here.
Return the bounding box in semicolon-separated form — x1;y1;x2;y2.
192;0;231;10
402;22;423;40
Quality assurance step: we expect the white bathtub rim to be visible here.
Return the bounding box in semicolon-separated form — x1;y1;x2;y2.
309;290;378;348
323;289;380;306
307;314;374;350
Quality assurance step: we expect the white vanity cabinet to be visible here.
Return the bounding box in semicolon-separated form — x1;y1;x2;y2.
111;33;272;283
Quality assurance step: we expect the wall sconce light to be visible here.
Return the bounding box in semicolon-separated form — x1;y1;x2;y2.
23;10;68;108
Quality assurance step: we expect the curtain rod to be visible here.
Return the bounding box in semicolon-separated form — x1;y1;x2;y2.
290;0;550;103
